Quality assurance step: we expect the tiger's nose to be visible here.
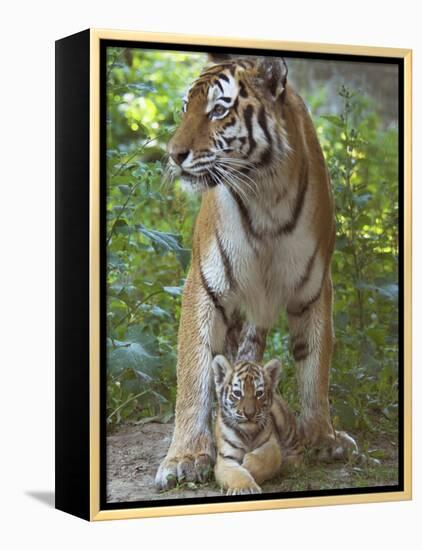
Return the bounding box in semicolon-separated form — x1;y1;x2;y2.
170;148;190;166
244;406;256;421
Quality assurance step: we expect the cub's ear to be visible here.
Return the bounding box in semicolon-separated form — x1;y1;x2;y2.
212;355;233;387
257;57;288;99
264;358;282;388
207;52;232;64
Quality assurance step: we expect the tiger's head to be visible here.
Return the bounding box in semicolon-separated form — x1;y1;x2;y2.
167;54;289;193
212;355;282;427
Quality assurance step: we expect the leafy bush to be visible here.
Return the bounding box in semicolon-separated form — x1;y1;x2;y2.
106;48;399;443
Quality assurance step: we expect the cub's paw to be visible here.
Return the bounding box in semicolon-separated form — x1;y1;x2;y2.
155;453;214;491
226;483;262;496
284;451;304;469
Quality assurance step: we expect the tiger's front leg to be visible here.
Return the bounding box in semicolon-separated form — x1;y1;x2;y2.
215;455;262;495
287;274;359;461
242;435;282;485
155;267;227;490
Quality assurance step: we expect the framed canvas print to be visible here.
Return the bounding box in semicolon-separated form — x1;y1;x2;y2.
55;28;412;521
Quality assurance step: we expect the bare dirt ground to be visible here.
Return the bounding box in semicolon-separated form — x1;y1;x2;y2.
106;422;399;503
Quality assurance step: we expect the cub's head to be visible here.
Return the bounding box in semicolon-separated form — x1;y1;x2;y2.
167;54;289;193
211;355;281;426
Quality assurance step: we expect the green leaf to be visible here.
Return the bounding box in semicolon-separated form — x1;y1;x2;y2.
149;390;169;404
353;193;372;207
367;327;385;346
163;286;183;296
355;281;398;301
138;225;191;268
335;311;349;329
140;303;172;319
378;283;399;300
118;185;131;195
138;225;181;249
113;219;130;235
335;234;349;250
320;114;344;127
111;175;134;185
108;327;160;376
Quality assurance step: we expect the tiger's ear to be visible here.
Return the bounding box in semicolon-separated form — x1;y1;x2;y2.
212;355;233;388
264;358;282;388
207;52;233;64
257;57;288;100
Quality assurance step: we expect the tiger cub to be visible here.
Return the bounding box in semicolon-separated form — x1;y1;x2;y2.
212;355;302;495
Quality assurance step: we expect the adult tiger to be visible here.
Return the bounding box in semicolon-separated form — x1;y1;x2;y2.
155;53;358;490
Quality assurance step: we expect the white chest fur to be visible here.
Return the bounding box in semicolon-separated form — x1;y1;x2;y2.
201;185;322;328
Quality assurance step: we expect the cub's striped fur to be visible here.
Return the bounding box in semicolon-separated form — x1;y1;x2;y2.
156;53;358;490
212;356;302;495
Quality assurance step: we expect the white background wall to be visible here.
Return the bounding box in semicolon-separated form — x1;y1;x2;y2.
0;0;420;547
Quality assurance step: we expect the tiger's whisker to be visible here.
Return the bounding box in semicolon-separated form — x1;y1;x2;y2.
216;161;259;190
213;165;249;204
215;163;259;198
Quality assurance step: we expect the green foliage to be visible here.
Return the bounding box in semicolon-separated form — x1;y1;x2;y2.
327;86;398;435
106;48;204;428
106;49;399;443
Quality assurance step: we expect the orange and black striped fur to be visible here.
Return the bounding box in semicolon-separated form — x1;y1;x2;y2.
156;53;358;490
212;356;302;495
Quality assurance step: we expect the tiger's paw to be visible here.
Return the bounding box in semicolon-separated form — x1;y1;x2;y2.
226;482;262;496
300;416;359;463
314;430;360;462
155;452;214;491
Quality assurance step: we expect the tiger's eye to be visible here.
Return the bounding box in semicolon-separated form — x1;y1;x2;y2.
211;104;226;118
232;389;242;398
256;390;264;399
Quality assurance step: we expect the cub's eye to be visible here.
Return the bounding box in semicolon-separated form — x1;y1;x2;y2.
255;390;264;399
232;389;242;399
210;104;228;119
